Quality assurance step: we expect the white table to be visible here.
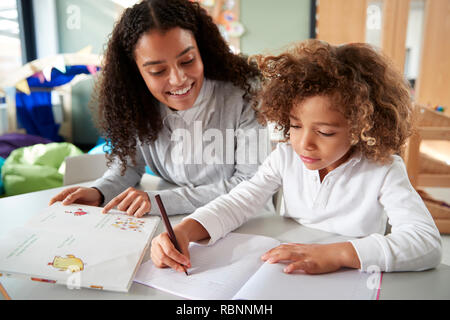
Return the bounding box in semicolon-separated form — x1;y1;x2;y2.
1;175;449;300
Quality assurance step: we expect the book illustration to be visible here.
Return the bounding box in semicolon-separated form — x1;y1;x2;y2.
48;254;84;273
64;208;88;217
111;216;145;232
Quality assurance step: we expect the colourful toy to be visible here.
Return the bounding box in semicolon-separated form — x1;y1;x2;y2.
434;105;445;112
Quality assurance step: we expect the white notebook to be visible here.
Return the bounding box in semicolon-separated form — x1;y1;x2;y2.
134;233;381;300
0;202;160;292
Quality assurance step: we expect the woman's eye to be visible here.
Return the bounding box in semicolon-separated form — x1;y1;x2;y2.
181;58;195;65
290;125;301;129
149;70;165;76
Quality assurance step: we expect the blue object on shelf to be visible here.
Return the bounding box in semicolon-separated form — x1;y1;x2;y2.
15;91;63;142
16;65;100;142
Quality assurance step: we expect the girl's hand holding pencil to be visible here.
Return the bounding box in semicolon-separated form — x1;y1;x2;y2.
150;218;210;273
151;228;192;273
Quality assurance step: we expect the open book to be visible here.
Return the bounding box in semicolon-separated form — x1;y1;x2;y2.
0;202;160;292
134;233;381;300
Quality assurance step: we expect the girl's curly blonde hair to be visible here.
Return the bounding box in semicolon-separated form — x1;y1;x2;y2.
252;39;415;164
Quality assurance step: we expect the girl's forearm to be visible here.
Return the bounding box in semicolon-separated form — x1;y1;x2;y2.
175;218;210;243
337;242;361;269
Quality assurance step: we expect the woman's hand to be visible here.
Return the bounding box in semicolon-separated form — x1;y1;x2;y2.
150;219;210;273
49;187;103;207
102;187;150;217
261;242;361;274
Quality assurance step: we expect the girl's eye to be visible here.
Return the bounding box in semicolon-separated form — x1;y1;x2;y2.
319;131;335;137
290;125;301;129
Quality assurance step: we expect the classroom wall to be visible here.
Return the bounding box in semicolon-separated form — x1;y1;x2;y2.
53;0;312;58
240;0;311;56
55;0;116;55
53;0;117;147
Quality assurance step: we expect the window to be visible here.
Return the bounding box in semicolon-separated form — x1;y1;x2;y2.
0;0;22;80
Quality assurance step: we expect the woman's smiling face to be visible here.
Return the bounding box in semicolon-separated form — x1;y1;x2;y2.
134;27;204;111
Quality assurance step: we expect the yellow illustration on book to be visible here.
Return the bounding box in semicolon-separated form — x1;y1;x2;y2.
48;254;84;273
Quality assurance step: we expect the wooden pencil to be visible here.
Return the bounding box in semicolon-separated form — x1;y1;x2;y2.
155;194;189;276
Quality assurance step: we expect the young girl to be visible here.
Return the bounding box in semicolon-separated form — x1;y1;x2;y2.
150;40;442;274
49;0;270;217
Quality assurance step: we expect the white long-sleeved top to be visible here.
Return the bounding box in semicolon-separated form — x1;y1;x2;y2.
187;142;442;272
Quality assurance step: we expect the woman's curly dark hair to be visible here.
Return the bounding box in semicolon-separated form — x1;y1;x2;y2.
93;0;261;174
252;39;415;164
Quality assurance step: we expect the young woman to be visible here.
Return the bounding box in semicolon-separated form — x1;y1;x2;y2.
49;0;270;217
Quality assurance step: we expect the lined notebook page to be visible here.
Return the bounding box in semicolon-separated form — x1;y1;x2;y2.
134;233;280;299
233;262;380;300
134;232;381;300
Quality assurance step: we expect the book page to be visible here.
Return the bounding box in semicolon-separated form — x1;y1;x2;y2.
233;261;381;300
25;202;160;242
0;227;151;291
0;203;161;292
134;233;280;299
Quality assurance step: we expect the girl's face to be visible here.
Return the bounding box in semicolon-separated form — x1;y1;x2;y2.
289;95;353;177
134;27;204;111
